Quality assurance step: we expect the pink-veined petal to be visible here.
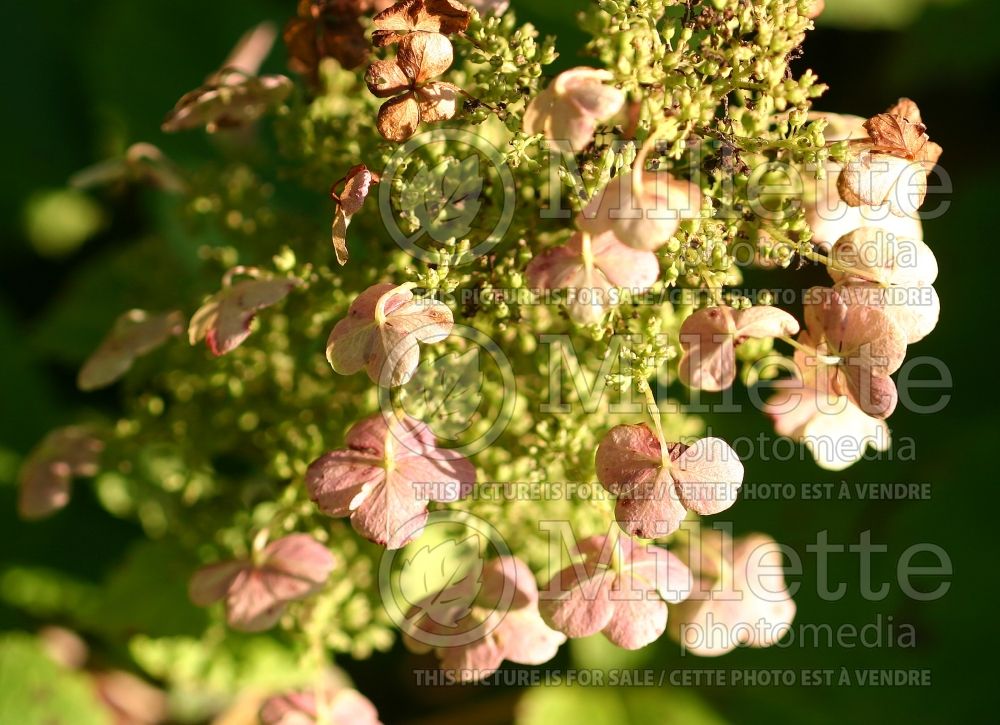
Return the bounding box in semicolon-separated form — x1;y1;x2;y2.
224;569;287;631
594;423;663;497
614;473;689;539
306;450;385;517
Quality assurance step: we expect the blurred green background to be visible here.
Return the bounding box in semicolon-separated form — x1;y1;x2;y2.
0;0;995;722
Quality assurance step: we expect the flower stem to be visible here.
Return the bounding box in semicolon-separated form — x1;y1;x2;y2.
641;381;671;469
800;249;886;286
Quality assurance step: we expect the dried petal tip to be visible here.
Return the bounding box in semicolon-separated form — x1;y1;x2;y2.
367;31;459;142
371;0;471;47
331;164;378;265
162;72;292;134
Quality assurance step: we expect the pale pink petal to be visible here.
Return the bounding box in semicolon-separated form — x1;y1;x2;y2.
326;283;395;375
628;544;694;604
190;277;297;356
764;379;819;439
594;423;662;497
437;629;505;681
614;474;689;539
350;468;431;548
260;691;317;725
261;534;335;595
225;569;287;631
17;427;104;520
732;306;800;341
580;172;702;251
188;560;247;606
308;413;474;548
538;561;616;639
328;689;381;725
835;364;899;419
394;448;476;503
386;298;454;344
600;583;668;650
525;240;585;291
678;307;737;391
305;450;385;517
672;437;744;515
590;231;660;289
496;607;566;665
838;303;907;375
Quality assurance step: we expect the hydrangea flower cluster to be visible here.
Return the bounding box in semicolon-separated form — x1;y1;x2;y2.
16;0;945;716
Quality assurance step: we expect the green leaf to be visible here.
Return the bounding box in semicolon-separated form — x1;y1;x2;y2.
398;535;483;626
0;634;109;725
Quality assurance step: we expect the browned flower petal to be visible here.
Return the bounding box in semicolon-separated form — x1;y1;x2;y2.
886;98;922;124
372;0;471;47
331;165;377;265
863;112;928;159
283;16;321;75
416;81;460;122
365;59;412;97
320;21;371;70
377;94;421;142
395;32;454;84
919;140;943;167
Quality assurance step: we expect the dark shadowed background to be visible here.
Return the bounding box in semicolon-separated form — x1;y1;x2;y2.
0;0;995;722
